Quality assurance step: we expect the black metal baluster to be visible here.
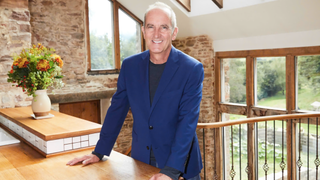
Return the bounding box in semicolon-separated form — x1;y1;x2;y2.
307;118;310;179
274;120;276;180
239;124;242;180
230;125;236;179
203;128;206;180
297;119;303;180
246;124;250;179
279;120;286;180
263;121;269;180
315;117;320;180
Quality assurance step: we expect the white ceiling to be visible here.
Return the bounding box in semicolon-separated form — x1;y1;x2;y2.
118;0;320;41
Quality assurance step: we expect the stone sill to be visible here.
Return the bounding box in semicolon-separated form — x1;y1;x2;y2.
48;90;116;104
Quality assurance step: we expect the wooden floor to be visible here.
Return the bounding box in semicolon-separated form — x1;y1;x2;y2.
0;142;159;180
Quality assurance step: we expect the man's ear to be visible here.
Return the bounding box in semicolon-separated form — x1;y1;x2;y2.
142;26;146;39
171;27;178;40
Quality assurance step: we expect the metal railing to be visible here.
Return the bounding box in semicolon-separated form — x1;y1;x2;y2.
197;113;320;180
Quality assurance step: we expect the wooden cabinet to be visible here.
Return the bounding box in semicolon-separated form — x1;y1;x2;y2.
59;100;101;124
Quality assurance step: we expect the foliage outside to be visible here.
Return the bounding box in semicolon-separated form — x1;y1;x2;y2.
7;44;64;97
224;58;246;104
226;56;320;111
89;3;141;70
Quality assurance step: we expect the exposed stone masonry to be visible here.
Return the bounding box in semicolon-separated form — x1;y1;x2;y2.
0;1;216;179
173;35;216;179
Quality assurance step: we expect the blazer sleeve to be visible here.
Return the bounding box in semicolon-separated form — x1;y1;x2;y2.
94;61;130;156
165;62;204;173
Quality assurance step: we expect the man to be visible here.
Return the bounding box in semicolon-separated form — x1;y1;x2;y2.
67;2;203;180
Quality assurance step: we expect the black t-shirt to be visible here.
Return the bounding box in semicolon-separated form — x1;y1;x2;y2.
149;60;166;105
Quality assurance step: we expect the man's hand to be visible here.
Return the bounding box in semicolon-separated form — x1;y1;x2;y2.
149;173;173;180
66;154;100;166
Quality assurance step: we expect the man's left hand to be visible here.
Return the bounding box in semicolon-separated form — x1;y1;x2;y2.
149;173;173;180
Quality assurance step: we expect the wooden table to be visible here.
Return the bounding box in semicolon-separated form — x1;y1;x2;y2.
0;142;159;180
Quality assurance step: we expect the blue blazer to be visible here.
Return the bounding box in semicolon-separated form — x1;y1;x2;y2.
95;46;204;178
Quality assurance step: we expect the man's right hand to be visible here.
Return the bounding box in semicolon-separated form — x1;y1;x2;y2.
66;154;100;166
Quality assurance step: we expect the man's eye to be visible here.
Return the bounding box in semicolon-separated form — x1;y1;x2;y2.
162;26;168;29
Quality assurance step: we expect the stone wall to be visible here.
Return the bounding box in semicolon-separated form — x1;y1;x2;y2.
0;1;32;108
173;35;216;180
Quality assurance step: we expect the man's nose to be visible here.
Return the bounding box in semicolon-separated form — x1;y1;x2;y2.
154;28;160;38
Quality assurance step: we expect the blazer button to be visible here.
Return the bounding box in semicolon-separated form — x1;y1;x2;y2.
149;126;153;129
146;146;150;150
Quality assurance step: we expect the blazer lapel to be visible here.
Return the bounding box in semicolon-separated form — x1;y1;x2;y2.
148;46;180;118
139;51;151;113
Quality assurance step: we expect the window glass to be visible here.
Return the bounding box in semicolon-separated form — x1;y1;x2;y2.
88;0;114;70
256;120;287;179
222;114;247;180
296;55;320;111
119;9;141;64
222;58;246;104
256;57;286;109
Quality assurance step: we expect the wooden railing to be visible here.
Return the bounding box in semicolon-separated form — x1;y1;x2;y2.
198;113;320;180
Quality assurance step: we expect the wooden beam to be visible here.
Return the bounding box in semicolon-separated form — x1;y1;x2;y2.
85;0;91;71
176;0;191;12
246;56;256;180
212;0;223;9
214;57;223;179
286;54;296;180
286;54;296;113
0;0;28;9
216;46;320;58
287;120;296;180
113;1;121;70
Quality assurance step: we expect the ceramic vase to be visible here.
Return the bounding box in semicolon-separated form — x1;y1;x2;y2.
31;90;51;117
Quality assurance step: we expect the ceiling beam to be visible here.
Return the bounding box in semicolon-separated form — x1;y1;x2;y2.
176;0;191;12
212;0;223;9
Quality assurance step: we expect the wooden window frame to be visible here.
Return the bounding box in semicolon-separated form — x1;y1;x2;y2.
85;0;145;75
215;45;320;180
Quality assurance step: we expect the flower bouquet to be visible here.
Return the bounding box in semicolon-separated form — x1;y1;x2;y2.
7;43;64;97
7;43;64;117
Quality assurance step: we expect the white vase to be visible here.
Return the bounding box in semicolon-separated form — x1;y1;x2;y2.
31;89;51;117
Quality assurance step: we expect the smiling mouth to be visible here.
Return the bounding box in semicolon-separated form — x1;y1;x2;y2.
152;40;163;44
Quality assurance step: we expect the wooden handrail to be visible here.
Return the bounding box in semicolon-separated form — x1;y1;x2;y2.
197;113;320;129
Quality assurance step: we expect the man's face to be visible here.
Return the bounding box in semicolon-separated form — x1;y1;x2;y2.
142;8;178;57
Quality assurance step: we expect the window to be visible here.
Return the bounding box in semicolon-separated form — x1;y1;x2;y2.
222;114;248;180
296;55;320;111
119;9;142;64
215;46;320;179
88;0;114;70
255;57;286;109
222;58;246;104
86;0;144;73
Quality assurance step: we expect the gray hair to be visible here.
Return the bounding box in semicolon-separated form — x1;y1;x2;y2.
144;2;177;33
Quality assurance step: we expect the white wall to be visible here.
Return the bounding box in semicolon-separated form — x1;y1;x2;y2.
214;29;320;52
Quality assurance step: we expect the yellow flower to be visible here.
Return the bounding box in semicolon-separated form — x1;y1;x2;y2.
36;59;51;71
50;54;63;68
18;58;29;68
13;58;20;66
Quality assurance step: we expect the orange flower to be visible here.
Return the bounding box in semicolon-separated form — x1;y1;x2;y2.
10;69;13;73
36;59;51;71
50;54;63;68
13;58;20;66
17;58;29;68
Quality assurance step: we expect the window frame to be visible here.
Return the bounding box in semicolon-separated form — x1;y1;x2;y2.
85;0;145;74
215;46;320;179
